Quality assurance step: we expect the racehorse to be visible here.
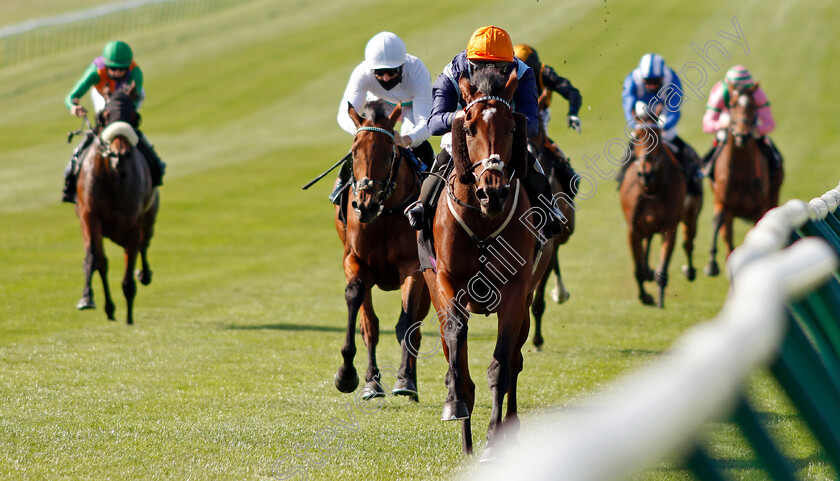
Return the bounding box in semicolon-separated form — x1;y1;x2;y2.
422;69;552;461
619;104;701;307
333;100;431;402
528;119;576;349
74;83;159;324
705;82;783;276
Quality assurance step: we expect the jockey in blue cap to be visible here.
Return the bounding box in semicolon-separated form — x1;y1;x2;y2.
618;53;702;196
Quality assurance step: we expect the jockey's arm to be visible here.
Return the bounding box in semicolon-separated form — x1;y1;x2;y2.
658;71;681;131
65;63;100;112
400;58;433;147
621;73;638;125
513;65;540;138
702;81;726;134
754;88;775;135
336;64;370;137
427;71;459;137
542;65;581;116
129;67;144;109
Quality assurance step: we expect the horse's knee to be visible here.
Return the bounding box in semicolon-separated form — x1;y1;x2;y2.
345;279;364;309
122;277;136;299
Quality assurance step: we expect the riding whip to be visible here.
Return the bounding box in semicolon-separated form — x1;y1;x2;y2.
301;151;351;190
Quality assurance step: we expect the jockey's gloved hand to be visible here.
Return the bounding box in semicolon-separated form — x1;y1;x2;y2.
567;115;581;133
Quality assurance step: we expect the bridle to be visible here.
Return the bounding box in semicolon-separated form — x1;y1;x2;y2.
461;96;517;183
350;125;416;215
728;97;757;144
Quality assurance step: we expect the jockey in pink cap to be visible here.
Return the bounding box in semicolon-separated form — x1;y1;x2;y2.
701;65;782;179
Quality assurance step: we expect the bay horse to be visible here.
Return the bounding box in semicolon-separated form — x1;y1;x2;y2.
422;69;552;461
333;100;431;402
705;82;783;276
619;104;701;307
74;83;159;324
528;118;576;349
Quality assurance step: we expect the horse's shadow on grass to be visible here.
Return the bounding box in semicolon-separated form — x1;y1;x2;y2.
225;323;395;335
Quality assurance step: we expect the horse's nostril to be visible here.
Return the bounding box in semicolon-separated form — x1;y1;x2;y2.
351;200;358;209
475;189;487;201
500;186;510;200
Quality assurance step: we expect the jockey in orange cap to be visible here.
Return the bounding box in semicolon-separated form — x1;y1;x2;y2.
405;25;566;237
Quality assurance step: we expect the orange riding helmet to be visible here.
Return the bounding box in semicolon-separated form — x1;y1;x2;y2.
466;25;514;62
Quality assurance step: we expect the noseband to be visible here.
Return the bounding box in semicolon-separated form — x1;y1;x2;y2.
350;126;399;206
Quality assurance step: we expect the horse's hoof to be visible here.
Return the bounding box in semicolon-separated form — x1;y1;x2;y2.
392;378;418;399
640;293;655;306
441;400;470;421
533;335;544;349
361;380;386;401
136;269;152;286
77;297;95;310
479;445;499;465
550;287;570;304
334;369;359;393
705;262;720;277
682;265;697;281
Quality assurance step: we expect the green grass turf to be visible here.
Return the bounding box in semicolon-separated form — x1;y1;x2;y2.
1;0;839;479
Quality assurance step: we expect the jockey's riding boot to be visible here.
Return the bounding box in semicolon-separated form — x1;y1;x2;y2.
757;136;783;175
330;159;352;205
62;132;94;203
405;150;449;230
137;131;164;187
523;164;566;238
62;161;77;203
409;140;435;172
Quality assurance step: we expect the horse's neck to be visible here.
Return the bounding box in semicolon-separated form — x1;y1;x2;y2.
721;132;760;179
385;157;417;208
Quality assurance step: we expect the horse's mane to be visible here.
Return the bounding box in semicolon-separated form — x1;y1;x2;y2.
361;100;393;125
470;68;507;98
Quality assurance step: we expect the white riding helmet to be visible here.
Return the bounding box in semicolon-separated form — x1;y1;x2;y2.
364;32;407;70
638;53;665;79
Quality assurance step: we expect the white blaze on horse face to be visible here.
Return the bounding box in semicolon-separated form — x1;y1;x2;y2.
738;94;750;108
482;107;497;123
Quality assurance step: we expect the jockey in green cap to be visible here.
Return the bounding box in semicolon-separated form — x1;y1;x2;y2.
62;40;165;203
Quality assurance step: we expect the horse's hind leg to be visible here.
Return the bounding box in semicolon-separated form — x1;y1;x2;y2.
393;273;428;401
681;196;702;281
122;244;139;325
722;212;736;258
359;288;385;400
335;257;364;394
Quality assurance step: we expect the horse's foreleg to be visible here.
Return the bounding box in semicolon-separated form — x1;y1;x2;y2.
630;230;654;305
504;304;531;437
550;251;570;304
136;199;158;286
335;256;364;394
437;276;474;454
722;212;736;258
122;246;139;325
77;215;99;311
655;228;678;308
393;273;428;401
482;292;529;464
681;198;701;282
705;207;725;277
359;288;384;400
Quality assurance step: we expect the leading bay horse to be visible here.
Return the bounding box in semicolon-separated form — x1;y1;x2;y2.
74;84;159;324
619;104;701;307
333;100;431;401
423;69;552;461
705;82;783;276
528;115;576;349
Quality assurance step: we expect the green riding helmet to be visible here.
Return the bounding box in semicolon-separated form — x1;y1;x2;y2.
103;41;133;69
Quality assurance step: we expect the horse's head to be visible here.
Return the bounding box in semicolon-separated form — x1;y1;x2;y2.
632;102;665;190
727;81;759;147
347;100;401;223
97;83;141;171
453;67;526;217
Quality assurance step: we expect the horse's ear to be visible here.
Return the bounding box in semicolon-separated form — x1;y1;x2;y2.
653;102;664;117
388;104;402;129
347;102;363;128
509;113;528;179
748;82;759;94
101;84;111;100
459;73;477;105
504;68;519;101
451;116;474;185
100;110;110;126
